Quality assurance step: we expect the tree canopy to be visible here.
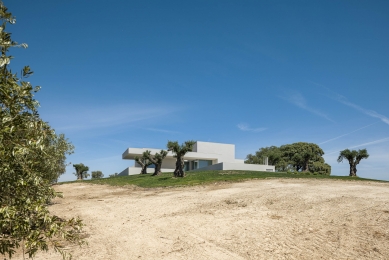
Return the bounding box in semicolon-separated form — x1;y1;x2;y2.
73;163;90;180
135;151;153;174
109;173;119;178
167;140;195;177
145;150;168;176
245;142;331;175
245;146;282;166
91;170;104;179
0;2;85;258
337;148;369;177
280;142;325;172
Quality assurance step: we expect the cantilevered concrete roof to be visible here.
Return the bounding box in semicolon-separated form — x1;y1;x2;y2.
122;148;221;161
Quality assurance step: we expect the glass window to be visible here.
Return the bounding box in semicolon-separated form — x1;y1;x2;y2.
198;160;212;169
192;161;198;170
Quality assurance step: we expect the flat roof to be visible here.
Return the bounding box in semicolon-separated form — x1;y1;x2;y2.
122;148;222;161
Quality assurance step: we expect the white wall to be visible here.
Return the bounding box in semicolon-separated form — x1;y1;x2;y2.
134;157;176;170
189;162;275;172
194;141;235;162
161;158;176;169
119;167;174;176
222;162;275;172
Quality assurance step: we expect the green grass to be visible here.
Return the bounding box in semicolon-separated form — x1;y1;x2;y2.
64;170;386;188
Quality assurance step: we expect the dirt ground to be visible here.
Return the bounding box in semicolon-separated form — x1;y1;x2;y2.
26;179;389;260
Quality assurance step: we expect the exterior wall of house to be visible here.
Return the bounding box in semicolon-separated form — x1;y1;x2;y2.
189;162;275;172
134;157;176;169
193;141;235;162
119;167;174;176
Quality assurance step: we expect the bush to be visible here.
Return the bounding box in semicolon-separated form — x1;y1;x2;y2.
0;3;85;259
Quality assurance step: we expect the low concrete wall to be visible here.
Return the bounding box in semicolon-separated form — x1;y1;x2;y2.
119;167;174;176
120;162;275;176
223;162;275;172
189;162;275;172
189;163;224;171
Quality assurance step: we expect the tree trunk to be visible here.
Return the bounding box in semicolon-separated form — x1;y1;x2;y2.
174;157;185;177
349;163;357;176
352;165;358;177
152;164;162;176
140;166;148;174
303;160;309;172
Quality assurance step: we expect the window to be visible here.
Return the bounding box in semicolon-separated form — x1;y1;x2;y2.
198;160;212;168
184;161;190;171
187;160;213;170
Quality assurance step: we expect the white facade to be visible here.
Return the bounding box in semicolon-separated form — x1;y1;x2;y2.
119;141;275;176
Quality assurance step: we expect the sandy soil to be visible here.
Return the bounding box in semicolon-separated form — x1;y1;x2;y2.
25;179;389;260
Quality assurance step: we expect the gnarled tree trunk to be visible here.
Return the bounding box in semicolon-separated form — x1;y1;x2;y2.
152;163;162;176
137;161;148;174
146;150;167;176
174;156;185;177
349;163;357;176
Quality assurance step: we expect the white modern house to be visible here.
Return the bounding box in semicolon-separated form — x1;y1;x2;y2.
119;141;275;176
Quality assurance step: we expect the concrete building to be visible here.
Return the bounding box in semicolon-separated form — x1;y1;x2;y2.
119;141;275;176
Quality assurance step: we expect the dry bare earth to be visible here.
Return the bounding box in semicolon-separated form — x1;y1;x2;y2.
26;179;389;260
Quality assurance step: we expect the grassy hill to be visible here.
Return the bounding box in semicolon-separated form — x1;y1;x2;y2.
65;170;384;188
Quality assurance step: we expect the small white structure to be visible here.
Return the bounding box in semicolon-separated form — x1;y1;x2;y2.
119;141;275;176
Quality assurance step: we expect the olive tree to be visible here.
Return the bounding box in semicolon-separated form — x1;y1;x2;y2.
91;170;104;179
43;134;74;183
337;148;369;177
145;150;168;176
135;150;153;174
167;140;195;177
0;2;85;259
73;163;90;180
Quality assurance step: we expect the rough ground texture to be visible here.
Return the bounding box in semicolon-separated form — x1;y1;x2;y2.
23;179;389;259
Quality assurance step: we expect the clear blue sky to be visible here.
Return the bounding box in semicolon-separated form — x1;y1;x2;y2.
6;0;389;181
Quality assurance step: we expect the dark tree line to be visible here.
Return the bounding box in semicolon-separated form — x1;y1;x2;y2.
245;142;331;175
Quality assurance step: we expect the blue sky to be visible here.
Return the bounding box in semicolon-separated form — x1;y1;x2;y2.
6;0;389;181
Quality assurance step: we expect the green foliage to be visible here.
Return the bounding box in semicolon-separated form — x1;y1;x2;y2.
0;2;85;259
41;134;74;183
73;163;89;180
245;146;282;166
167;140;195;177
280;142;325;172
337;148;369;177
135;151;153;174
109;173;119;178
91;170;104;179
309;161;331;175
145;149;168;176
167;140;196;157
86;170;384;188
246;142;330;175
